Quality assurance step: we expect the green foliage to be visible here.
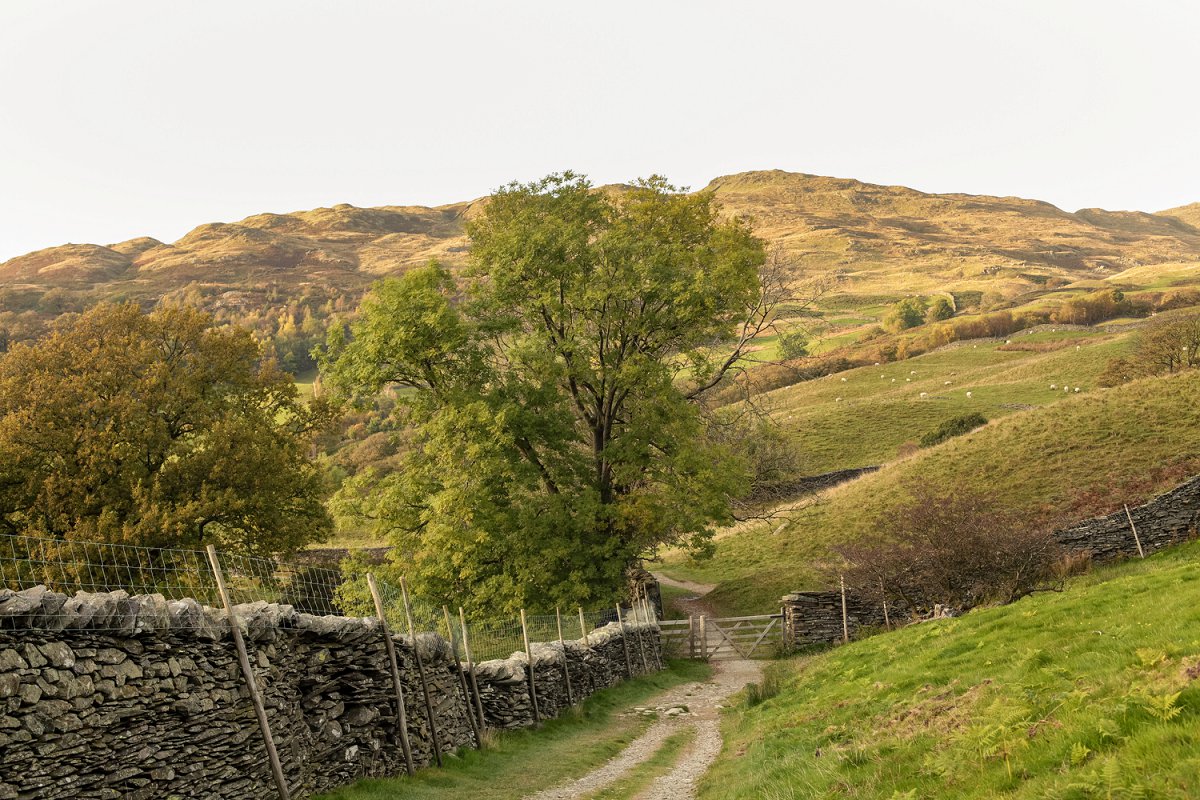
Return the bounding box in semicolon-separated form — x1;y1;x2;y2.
0;303;332;554
925;297;955;323
919;412;988;447
777;329;810;360
1140;691;1182;722
323;173;766;612
1099;312;1200;386
883;297;928;332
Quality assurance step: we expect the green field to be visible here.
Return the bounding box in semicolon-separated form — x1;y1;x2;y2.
763;326;1133;475
702;543;1200;799
662;367;1200;615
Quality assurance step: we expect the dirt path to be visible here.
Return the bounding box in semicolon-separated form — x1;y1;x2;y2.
522;658;762;800
653;572;716;618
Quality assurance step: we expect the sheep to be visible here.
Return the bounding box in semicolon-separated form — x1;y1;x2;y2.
966;391;973;398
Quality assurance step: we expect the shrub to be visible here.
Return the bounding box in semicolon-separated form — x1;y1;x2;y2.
925;297;955;323
834;483;1062;614
1098;311;1200;385
777;329;810;360
883;297;928;332
920;413;988;447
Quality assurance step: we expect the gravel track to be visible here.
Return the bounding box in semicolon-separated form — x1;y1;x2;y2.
522;658;762;800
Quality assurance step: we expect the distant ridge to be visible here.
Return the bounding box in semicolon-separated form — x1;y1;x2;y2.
3;171;1199;312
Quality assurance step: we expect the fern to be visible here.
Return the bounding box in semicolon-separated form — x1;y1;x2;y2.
1142;691;1182;721
1135;647;1167;668
1070;741;1092;766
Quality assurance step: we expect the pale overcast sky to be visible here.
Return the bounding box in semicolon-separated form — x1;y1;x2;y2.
1;1;1197;262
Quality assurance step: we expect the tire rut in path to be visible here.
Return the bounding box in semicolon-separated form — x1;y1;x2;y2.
522;659;762;800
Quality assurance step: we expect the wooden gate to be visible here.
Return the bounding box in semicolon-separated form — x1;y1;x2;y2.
659;613;783;660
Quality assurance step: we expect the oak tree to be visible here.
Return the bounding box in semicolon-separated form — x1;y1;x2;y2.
0;303;332;555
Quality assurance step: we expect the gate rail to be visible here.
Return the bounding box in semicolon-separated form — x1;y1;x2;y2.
659;612;783;660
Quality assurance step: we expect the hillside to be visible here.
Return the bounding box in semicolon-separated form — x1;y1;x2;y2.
661;362;1200;615
5;171;1200;328
702;542;1200;799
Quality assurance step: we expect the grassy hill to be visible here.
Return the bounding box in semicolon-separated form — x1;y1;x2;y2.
662;364;1200;615
702;542;1200;799
5;171;1200;339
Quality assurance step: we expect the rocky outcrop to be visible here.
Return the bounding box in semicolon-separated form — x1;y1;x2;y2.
0;587;661;799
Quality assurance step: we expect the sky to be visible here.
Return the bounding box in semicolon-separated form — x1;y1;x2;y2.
1;0;1198;262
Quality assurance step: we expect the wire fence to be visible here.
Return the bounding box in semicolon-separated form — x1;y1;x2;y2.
0;533;656;663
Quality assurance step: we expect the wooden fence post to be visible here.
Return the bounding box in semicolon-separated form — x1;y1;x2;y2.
399;576;443;767
698;615;708;661
554;607;574;705
840;575;850;644
205;546;291;800
1125;504;1146;558
628;603;649;674
367;574;415;775
688;615;696;659
578;607;590;647
615;604;635;678
641;597;662;670
519;609;541;725
880;583;891;631
458;607;487;730
442;605;481;749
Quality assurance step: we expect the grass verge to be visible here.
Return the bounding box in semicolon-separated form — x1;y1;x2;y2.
317;659;712;800
700;543;1200;799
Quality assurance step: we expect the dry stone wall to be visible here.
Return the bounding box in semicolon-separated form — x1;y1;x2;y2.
1053;475;1200;562
782;475;1200;647
0;587;662;799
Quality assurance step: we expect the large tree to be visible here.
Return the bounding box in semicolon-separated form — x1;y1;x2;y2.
326;173;778;611
0;303;332;555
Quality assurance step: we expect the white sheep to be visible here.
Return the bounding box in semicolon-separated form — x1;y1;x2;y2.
1074;387;1081;392
919;392;928;398
841;377;847;382
966;391;973;398
1050;384;1057;389
943;381;951;386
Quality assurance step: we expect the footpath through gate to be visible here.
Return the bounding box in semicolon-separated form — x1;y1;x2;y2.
658;611;784;660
